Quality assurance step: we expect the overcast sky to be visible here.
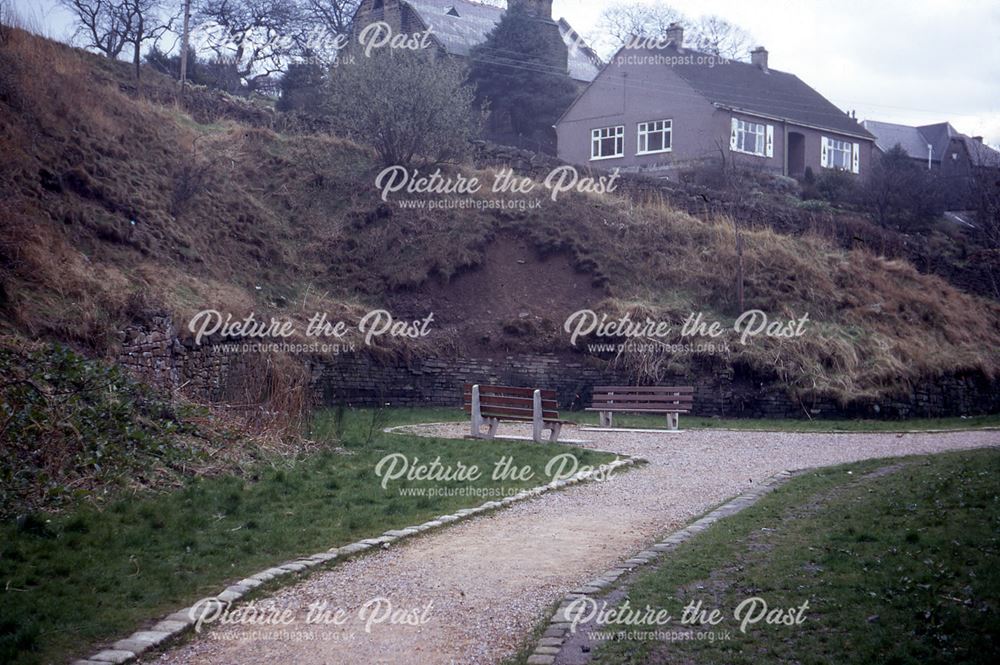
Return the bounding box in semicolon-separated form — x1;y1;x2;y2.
11;0;1000;146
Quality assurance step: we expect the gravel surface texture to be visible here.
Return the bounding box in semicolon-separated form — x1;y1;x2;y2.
151;424;999;665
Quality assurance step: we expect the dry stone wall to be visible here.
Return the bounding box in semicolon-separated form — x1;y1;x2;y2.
117;317;1000;420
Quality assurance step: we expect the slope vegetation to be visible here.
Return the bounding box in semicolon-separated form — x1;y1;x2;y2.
1;29;998;406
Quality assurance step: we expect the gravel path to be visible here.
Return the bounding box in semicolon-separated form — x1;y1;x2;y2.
152;425;998;665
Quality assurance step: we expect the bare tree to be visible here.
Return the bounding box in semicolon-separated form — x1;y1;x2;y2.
592;3;754;62
326;49;482;166
299;0;359;38
194;0;305;91
60;0;131;58
59;0;173;86
591;1;684;57
689;15;754;61
121;0;176;86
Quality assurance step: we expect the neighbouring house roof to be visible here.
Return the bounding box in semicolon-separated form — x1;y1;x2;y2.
636;43;873;139
401;0;601;81
917;122;960;162
861;120;932;157
959;135;1000;168
862;120;1000;167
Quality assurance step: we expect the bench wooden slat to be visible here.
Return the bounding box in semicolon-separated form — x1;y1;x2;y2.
591;394;694;403
589;385;696;430
464;405;561;420
584;406;691;413
593;386;694;393
591;403;692;409
465;383;571;441
463;394;558;410
463;394;534;408
464;384;556;400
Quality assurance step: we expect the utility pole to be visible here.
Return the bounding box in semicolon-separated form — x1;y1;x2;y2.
179;0;192;93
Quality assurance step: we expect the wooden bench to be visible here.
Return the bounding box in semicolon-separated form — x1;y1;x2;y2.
463;384;575;443
587;386;695;431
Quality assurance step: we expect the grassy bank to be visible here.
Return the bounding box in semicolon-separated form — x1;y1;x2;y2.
590;448;1000;664
0;409;615;665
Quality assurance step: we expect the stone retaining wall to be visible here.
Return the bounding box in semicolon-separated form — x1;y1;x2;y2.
117;317;1000;420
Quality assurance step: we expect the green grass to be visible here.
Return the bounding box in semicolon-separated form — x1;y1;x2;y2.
0;408;615;665
332;407;1000;433
590;448;1000;665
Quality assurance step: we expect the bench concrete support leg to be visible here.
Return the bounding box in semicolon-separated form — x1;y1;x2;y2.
599;411;613;428
470;384;483;439
532;390;544;443
667;412;679;431
486;418;499;439
549;422;562;443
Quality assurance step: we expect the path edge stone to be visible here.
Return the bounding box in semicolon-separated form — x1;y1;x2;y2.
74;448;645;664
524;470;797;665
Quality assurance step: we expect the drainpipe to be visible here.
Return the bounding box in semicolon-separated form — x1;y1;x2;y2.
927;143;932;170
783;122;789;176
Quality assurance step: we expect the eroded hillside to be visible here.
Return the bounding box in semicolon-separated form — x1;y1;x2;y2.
1;29;999;406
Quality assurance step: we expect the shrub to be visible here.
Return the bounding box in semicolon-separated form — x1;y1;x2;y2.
862;144;945;227
326;48;483;166
815;168;858;204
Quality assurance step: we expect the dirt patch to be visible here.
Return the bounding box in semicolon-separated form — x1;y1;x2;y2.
390;233;606;354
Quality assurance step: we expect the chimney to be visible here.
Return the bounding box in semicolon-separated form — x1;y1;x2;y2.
751;46;768;72
508;0;553;20
973;136;984;143
666;22;684;48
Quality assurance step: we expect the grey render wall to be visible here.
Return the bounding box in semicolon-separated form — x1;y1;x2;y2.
557;53;873;177
557;55;720;169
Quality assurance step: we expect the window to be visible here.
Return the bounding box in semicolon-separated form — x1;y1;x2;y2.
637;119;672;155
821;137;860;173
591;126;625;160
733;119;766;155
826;138;851;169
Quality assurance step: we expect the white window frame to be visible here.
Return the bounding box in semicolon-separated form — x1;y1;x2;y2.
731;118;767;156
591;125;625;161
821;137;861;174
637;119;673;155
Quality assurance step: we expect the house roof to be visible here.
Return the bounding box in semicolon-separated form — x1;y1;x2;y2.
861;120;932;157
917;122;959;162
401;0;601;82
644;44;874;139
862;120;1000;167
959;135;1000;168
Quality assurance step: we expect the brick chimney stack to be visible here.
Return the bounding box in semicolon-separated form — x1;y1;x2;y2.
751;46;769;72
666;22;684;48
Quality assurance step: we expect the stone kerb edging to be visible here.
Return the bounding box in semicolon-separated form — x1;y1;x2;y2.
524;470;797;665
73;444;646;664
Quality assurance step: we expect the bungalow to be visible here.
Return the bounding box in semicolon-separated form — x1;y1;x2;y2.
861;119;1000;173
555;24;875;178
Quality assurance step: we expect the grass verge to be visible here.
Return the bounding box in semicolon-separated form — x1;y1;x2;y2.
338;407;1000;433
588;448;1000;665
0;408;616;665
